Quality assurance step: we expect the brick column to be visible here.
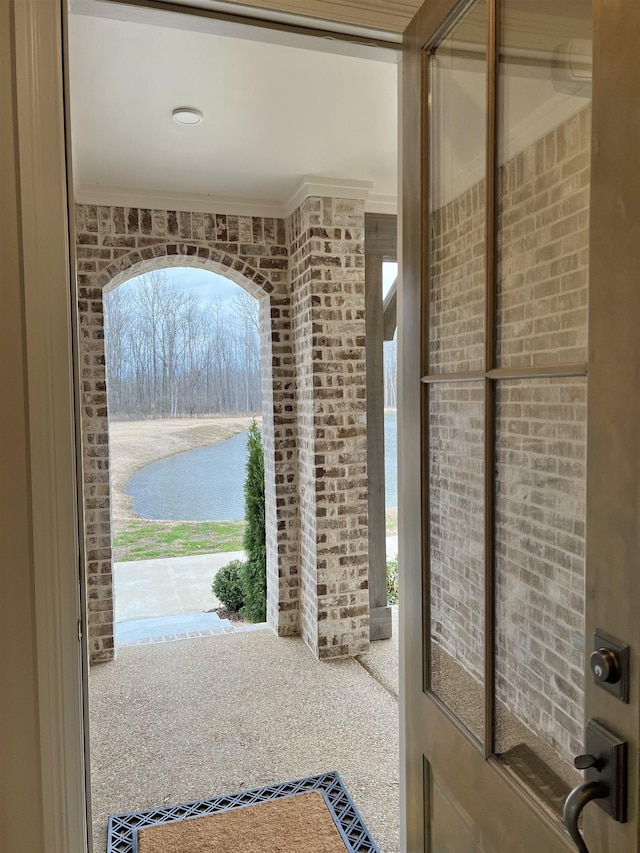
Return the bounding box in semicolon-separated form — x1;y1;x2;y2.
78;276;114;663
289;197;370;658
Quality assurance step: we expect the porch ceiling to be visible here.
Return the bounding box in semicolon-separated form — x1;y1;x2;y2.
164;0;422;35
67;6;398;215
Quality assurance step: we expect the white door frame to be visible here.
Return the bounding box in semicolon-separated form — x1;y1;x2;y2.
13;0;87;849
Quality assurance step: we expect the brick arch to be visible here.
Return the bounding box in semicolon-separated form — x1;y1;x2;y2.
101;243;275;300
76;205;299;663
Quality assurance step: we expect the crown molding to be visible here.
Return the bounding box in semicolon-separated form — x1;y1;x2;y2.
283;174;372;216
74;185;287;218
74;176;398;218
284;176;397;215
366;193;398;215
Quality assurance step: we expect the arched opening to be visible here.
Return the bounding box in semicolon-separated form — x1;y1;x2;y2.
103;265;266;640
79;240;298;663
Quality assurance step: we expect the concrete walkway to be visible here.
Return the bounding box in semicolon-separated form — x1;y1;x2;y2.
115;611;232;644
114;550;245;622
114;537;400;645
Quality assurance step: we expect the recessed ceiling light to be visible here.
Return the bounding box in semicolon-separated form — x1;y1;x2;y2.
172;107;203;126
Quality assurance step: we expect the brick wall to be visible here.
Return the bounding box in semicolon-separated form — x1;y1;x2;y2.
428;105;590;766
495;378;586;764
429;381;485;687
428;178;488;730
289;197;370;658
494;106;590;765
429;182;486;373
497;107;590;368
75;204;299;662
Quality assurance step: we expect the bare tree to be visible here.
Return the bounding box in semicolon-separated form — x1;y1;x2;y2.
104;271;261;419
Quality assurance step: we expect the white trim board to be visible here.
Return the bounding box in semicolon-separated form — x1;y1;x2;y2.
74;176;398;217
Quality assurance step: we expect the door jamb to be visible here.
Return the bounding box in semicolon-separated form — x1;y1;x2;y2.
13;0;87;849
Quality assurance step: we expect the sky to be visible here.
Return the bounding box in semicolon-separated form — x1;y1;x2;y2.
382;261;398;300
160;267;247;306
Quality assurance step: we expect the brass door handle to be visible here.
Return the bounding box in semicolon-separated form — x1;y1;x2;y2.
563;780;608;853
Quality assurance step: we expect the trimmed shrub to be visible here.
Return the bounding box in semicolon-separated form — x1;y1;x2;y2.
386;559;399;605
241;421;267;622
212;560;246;612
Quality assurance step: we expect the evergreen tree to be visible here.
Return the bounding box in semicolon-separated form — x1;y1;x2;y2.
241;420;266;621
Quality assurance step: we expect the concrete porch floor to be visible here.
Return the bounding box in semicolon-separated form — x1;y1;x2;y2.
89;609;399;852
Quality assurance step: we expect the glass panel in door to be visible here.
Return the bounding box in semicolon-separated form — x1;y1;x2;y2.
428;0;488;376
427;0;488;739
495;0;591;373
493;0;592;815
494;377;587;806
429;381;485;740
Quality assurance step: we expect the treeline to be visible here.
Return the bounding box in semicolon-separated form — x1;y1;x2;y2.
104;271;261;419
104;269;398;419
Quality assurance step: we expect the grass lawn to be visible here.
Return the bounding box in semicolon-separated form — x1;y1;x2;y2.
113;519;246;562
113;511;398;563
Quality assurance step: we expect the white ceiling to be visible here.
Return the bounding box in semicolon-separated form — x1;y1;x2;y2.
68;8;398;215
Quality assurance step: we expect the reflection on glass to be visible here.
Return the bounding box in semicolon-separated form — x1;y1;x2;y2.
496;0;592;370
495;379;586;813
429;382;485;740
428;0;487;374
493;0;591;815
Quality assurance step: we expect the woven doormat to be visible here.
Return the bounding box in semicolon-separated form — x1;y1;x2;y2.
107;771;380;853
134;790;348;853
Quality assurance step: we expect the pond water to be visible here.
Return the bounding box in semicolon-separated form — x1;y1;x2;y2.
126;411;398;521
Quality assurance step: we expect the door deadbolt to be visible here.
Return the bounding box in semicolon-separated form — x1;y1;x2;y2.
590;630;629;702
590;648;620;685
